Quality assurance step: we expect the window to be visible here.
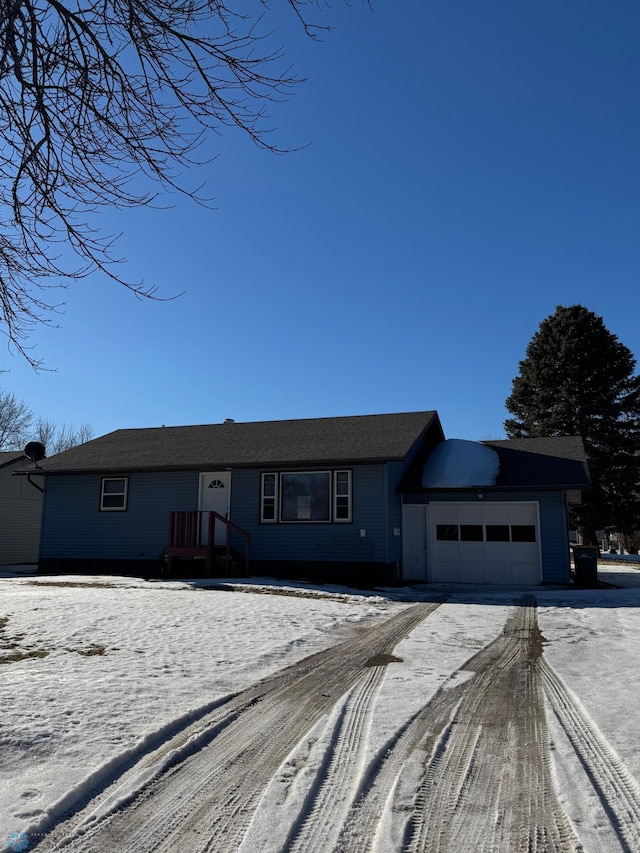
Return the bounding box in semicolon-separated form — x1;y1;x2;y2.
100;477;128;511
261;473;278;522
436;522;537;543
486;525;510;542
460;524;483;542
436;524;459;541
281;472;331;522
260;470;352;523
511;525;536;543
334;470;352;522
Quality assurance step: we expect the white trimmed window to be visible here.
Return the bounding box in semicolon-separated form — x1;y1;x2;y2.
260;470;352;523
260;473;278;522
100;477;128;511
334;470;352;522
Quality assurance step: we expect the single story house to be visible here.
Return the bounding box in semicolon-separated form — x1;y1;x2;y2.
20;411;590;586
0;451;43;567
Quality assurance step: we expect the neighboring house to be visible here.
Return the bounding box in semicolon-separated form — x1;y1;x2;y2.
0;451;43;566
20;412;590;586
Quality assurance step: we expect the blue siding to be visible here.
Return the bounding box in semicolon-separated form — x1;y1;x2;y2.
232;465;395;564
41;462;410;567
402;490;570;583
385;461;407;563
41;472;198;560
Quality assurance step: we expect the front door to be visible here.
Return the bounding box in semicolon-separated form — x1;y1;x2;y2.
199;471;231;546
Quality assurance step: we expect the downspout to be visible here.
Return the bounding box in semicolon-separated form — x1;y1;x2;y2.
27;472;44;493
23;467;46;571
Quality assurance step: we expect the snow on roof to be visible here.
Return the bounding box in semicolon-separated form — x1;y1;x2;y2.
422;438;500;488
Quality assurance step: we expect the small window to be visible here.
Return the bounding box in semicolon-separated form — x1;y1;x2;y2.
511;525;536;542
436;524;459;541
334;470;352;522
261;473;278;522
100;477;128;511
486;525;510;542
460;524;483;542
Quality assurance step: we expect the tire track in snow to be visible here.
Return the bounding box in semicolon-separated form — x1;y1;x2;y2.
542;659;640;853
335;677;472;852
39;600;442;852
404;597;581;852
339;596;583;853
23;692;258;845
283;665;386;853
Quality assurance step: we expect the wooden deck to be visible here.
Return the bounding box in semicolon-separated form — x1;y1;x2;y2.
167;511;250;576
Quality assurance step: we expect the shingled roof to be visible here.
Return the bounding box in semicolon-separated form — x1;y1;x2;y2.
481;436;590;489
29;411;442;475
0;451;26;469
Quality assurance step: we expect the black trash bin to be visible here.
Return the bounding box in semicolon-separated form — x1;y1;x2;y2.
571;545;598;586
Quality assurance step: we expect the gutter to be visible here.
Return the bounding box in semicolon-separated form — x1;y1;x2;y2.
20;456;411;476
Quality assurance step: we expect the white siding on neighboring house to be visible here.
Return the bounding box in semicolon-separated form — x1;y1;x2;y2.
0;454;43;565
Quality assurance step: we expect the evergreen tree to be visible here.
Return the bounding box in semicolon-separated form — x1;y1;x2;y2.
504;305;640;541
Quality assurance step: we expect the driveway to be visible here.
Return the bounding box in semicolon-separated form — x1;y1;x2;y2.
36;585;640;853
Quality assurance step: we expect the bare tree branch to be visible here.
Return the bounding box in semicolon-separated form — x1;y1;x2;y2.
34;416;94;453
0;386;94;450
0;0;355;366
0;387;32;447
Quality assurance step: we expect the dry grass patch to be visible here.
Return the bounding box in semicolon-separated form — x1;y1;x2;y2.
65;644;107;656
0;616;50;663
0;649;49;664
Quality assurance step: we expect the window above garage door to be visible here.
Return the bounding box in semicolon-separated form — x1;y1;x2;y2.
436;523;537;543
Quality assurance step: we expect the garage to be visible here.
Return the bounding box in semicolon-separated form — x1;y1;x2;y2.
400;436;590;586
429;501;541;585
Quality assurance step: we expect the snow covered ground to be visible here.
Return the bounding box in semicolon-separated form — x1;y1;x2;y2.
1;563;640;851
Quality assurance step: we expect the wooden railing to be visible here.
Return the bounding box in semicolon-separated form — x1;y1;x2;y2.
167;511;250;576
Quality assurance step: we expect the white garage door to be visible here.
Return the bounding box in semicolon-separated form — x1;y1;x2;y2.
429;502;541;585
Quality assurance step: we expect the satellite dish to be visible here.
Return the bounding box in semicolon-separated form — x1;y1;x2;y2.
24;441;46;463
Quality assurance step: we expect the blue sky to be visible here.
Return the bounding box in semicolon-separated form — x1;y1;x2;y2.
4;0;640;443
